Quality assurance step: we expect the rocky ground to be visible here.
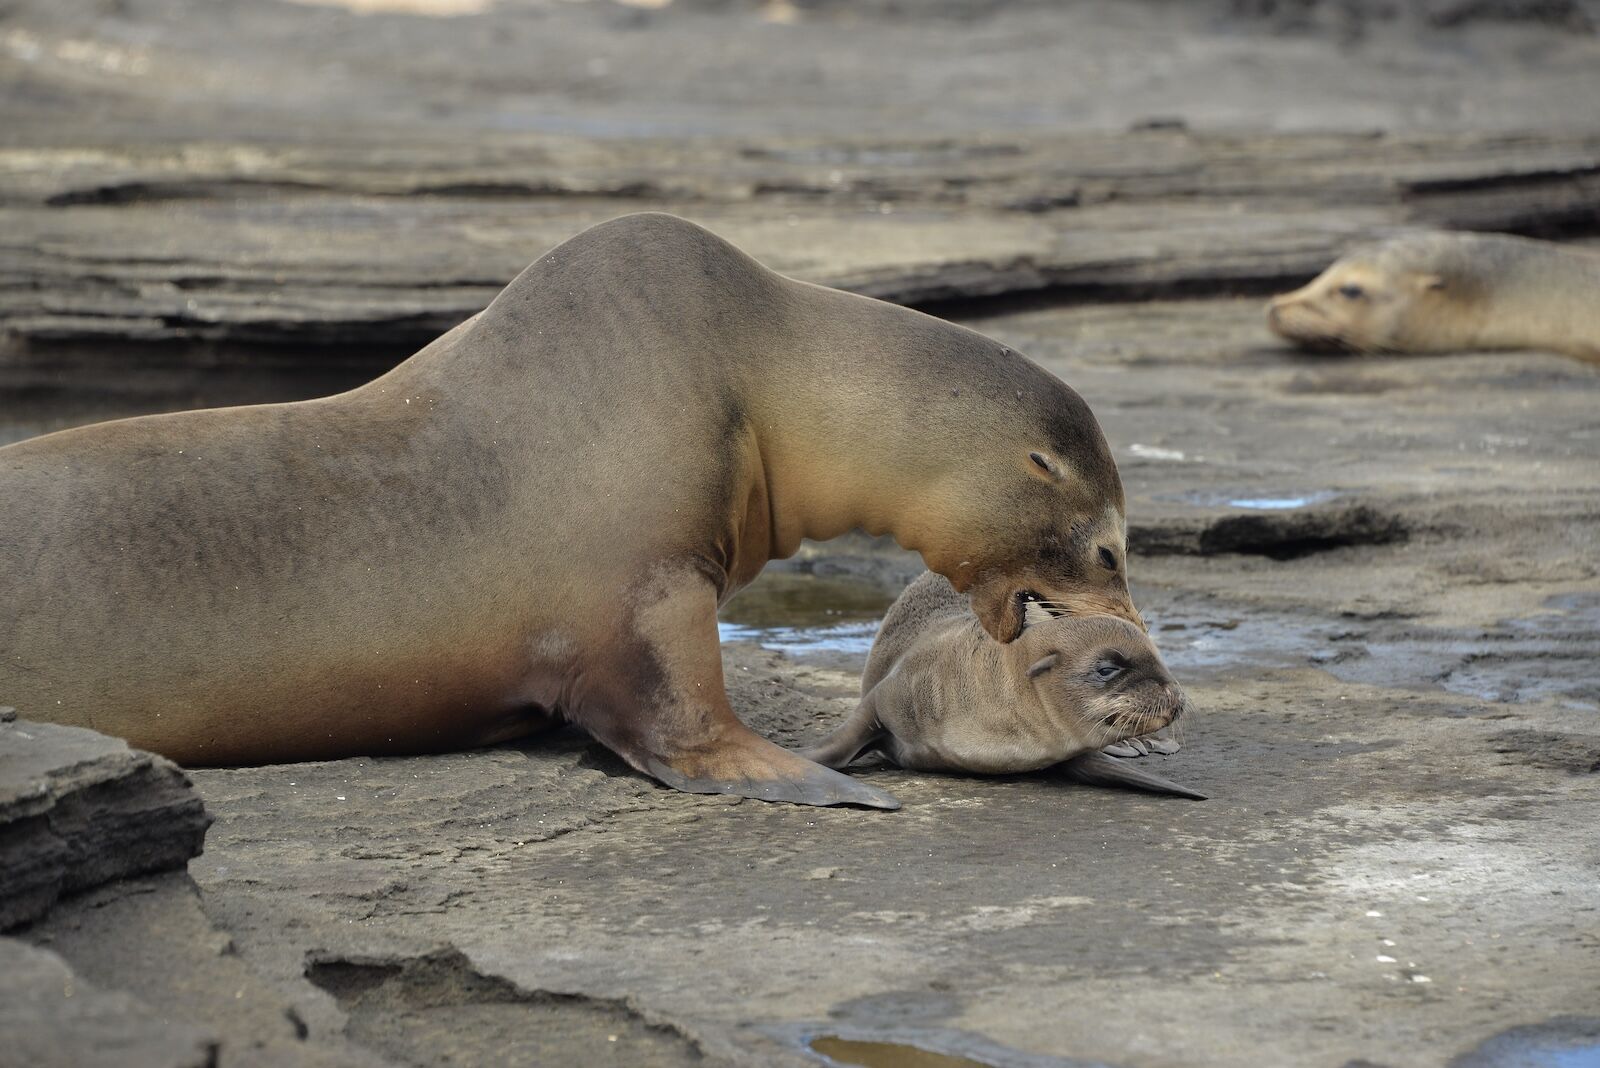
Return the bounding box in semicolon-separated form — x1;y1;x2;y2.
2;2;1599;1067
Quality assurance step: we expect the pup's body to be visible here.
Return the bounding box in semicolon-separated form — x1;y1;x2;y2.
803;573;1203;798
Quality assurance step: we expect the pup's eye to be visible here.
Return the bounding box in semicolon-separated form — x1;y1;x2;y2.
1337;284;1366;300
1093;657;1126;682
1097;546;1117;571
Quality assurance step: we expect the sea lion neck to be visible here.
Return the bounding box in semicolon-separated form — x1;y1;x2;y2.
745;280;1117;566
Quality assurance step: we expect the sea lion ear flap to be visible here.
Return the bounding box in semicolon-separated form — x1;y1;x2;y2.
1420;273;1447;292
1028;451;1064;481
1026;653;1061;678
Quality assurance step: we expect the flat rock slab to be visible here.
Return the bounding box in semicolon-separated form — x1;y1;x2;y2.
21;870;395;1068
2;129;1598;370
0;715;211;930
0;936;215;1068
173;645;1600;1068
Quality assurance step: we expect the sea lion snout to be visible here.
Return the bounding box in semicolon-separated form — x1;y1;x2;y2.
971;576;1144;644
1266;287;1350;350
1265;296;1294;336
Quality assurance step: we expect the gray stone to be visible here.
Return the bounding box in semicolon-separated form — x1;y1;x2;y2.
23;871;397;1068
0;936;216;1068
0;718;211;931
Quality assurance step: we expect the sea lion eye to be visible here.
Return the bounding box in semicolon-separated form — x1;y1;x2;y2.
1097;546;1117;571
1337;284;1366;300
1092;656;1127;683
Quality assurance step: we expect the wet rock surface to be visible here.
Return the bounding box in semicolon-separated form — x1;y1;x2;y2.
3;1;1600;1065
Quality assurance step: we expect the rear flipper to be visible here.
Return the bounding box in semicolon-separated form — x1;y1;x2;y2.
799;690;887;770
1058;750;1207;800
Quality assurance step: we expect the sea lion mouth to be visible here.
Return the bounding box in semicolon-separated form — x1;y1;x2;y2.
1286;334;1350;354
1018;590;1062;629
1097;684;1188;745
1270;307;1375;355
1290;333;1364;354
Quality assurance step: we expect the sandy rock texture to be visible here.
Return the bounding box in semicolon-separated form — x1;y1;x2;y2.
2;1;1598;1066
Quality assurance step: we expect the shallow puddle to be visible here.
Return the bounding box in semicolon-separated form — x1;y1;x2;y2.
1224;494;1338;510
1156;489;1341;510
810;1035;995;1068
1451;1017;1600;1068
280;0;495;15
718;571;894;657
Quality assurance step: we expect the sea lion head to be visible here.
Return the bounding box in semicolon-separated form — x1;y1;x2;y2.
1266;234;1479;354
861;326;1141;643
950;443;1139;644
1018;613;1188;755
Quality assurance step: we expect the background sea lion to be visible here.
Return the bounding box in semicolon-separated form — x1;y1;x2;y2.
0;213;1141;810
1267;231;1600;361
801;572;1203;798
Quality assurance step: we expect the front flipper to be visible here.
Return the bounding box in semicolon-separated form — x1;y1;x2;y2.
798;689;887;770
580;565;899;811
1059;750;1207;800
1104;722;1181;758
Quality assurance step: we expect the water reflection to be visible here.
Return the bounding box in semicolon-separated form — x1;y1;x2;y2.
718;571;893;657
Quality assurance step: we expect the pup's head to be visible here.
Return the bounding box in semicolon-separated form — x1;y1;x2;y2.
1266;234;1481;354
1017;613;1188;754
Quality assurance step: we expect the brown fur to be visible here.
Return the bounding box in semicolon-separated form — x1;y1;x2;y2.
1268;231;1600;361
803;572;1187;775
0;213;1137;808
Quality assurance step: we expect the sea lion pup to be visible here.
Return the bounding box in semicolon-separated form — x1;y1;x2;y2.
802;572;1203;799
1267;231;1600;362
0;213;1142;810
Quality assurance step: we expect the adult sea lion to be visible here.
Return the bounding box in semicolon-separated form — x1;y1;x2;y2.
1267;231;1600;361
0;213;1141;810
802;572;1203;799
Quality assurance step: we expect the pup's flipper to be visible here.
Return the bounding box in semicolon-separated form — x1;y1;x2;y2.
798;691;886;770
1059;750;1207;800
